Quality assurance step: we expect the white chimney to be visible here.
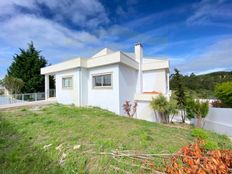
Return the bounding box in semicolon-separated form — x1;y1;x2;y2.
135;42;143;63
135;43;143;93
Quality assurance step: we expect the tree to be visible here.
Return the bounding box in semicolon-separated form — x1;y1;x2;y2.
172;69;187;123
3;75;24;94
215;81;232;107
186;98;209;128
0;79;3;86
7;42;47;93
168;99;179;123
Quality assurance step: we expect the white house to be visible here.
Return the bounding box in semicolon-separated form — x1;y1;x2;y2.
41;43;170;121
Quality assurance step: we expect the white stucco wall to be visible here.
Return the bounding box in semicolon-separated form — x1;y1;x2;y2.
142;69;167;94
119;64;137;115
204;107;232;137
87;64;120;114
55;68;80;105
136;101;158;122
79;68;88;106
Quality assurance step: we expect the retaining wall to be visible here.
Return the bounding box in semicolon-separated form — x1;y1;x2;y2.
204;107;232;137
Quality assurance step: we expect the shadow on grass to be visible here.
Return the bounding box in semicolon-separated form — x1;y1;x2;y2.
0;116;64;174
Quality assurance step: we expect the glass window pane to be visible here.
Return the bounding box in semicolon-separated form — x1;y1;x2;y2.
63;77;72;88
103;74;111;86
94;76;102;86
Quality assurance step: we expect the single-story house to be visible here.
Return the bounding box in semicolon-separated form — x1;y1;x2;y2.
41;43;170;121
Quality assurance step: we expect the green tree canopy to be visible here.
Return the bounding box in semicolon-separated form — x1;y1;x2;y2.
3;75;24;94
170;71;232;99
215;81;232;107
171;69;186;122
7;42;47;93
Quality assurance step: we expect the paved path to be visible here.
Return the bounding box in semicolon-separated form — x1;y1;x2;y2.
0;98;57;111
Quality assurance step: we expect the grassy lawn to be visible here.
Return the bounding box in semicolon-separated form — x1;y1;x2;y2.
0;104;231;173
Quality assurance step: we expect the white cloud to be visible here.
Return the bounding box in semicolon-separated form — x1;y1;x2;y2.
0;0;35;16
0;0;109;28
178;37;232;73
195;68;227;75
37;0;109;27
0;14;99;48
0;13;103;79
187;0;232;25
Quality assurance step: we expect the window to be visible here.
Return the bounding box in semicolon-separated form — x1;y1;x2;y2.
93;73;112;88
62;77;72;88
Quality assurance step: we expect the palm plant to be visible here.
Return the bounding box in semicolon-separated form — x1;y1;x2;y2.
150;94;177;123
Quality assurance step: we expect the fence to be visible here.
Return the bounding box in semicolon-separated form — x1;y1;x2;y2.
0;89;55;105
204;107;232;137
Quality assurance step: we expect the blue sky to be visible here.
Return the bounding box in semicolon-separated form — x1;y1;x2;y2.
0;0;232;79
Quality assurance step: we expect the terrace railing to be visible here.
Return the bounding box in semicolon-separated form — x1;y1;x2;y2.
0;89;55;105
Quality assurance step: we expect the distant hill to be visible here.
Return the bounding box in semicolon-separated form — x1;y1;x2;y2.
170;71;232;99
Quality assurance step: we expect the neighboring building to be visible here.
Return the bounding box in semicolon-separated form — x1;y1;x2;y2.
41;43;170;121
0;85;9;95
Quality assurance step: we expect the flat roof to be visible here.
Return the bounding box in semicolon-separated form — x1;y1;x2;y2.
41;51;169;75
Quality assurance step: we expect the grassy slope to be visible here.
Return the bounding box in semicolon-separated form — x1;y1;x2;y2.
0;104;231;173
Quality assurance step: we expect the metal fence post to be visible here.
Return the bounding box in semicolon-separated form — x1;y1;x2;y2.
35;93;37;101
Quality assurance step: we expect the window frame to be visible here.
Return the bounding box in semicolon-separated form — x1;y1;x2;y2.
92;72;113;89
62;76;73;89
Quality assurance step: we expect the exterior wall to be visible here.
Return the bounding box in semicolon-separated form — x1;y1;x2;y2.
118;64;137;115
55;68;80;105
204;107;232;137
79;68;88;106
142;69;167;94
87;64;120;114
136;101;158;122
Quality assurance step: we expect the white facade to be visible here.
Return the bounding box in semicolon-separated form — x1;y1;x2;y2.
87;64;120;113
41;44;170;118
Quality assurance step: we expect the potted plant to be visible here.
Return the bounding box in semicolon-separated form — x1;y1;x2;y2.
186;98;209;128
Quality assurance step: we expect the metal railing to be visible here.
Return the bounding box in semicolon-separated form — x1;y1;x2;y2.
0;89;55;105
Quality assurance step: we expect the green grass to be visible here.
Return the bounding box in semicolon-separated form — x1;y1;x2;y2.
0;104;231;173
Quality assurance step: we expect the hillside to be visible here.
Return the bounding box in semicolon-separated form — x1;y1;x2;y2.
1;104;231;173
170;71;232;99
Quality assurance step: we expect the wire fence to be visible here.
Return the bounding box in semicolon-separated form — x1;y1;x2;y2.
0;89;55;105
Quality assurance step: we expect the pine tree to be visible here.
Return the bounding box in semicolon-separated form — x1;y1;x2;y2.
173;69;186;123
7;42;47;93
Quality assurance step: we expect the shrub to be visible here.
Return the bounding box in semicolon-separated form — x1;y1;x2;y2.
211;100;223;108
191;128;208;139
186;98;209;127
215;81;232;107
191;128;220;150
150;94;178;123
122;101;137;118
3;75;24;94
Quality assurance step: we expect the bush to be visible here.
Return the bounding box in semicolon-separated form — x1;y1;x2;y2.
191;128;223;150
150;94;178;123
186;98;209;127
215;81;232;107
187;99;209;119
211;100;223;108
191;128;208;139
122;101;137;118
